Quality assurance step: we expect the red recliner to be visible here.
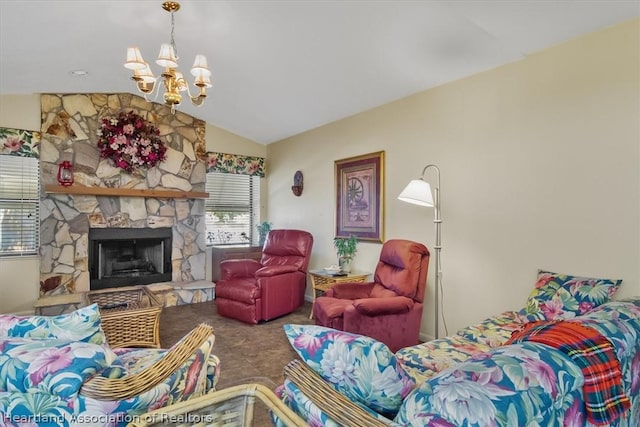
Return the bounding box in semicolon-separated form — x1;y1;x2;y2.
313;239;429;352
215;229;314;324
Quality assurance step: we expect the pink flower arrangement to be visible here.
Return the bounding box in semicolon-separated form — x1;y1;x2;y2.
96;110;167;173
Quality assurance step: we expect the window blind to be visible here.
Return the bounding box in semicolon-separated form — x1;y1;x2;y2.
0;155;40;256
205;172;261;245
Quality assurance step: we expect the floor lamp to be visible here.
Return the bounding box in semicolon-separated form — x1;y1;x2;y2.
398;164;442;339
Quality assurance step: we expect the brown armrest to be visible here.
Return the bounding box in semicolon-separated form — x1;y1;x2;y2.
283;359;391;427
80;323;214;400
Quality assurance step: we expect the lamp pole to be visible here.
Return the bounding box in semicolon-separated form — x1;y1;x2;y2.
398;164;443;339
424;165;441;339
422;165;442;339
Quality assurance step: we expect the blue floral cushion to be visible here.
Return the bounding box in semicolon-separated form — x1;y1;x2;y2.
394;342;585;426
283;324;415;415
0;391;74;425
518;270;621;322
0;304;107;344
0;337;123;398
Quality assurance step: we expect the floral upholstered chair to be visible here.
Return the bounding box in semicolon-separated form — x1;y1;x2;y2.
0;304;220;426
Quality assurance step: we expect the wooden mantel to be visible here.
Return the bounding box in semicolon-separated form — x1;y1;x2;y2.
45;184;208;199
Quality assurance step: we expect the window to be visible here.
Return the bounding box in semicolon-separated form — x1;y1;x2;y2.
0;155;40;256
205;172;261;246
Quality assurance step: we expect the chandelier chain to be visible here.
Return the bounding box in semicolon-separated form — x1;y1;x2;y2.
170;10;178;59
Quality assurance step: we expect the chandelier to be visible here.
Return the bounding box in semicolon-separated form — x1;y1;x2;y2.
124;1;211;112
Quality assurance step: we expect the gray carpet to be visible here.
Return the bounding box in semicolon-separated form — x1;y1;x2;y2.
159;300;314;390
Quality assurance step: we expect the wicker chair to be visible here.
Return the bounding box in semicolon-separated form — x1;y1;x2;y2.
283;359;388;427
80;323;214;400
0;314;220;423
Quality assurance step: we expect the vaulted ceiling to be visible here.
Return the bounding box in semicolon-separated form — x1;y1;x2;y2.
1;1;638;144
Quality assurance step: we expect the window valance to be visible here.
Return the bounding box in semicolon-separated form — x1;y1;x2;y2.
205;152;265;177
0;127;40;158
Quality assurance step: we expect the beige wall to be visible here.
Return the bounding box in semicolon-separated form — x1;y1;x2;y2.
205;123;267;158
0;94;40;130
267;19;640;340
0;94;41;313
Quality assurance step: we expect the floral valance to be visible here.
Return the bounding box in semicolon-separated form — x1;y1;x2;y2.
0;127;40;158
206;152;265;177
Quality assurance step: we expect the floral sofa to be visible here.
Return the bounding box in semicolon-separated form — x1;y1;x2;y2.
276;269;640;426
0;304;221;426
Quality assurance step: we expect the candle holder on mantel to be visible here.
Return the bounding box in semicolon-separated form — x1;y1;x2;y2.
57;161;74;186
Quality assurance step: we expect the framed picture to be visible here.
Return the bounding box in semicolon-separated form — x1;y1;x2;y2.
335;151;384;242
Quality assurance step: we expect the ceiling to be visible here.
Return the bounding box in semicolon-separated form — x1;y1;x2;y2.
1;1;638;144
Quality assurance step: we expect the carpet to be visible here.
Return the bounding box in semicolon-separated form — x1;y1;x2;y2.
159;300;314;390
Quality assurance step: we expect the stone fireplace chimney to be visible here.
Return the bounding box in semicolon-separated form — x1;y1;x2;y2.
39;93;207;296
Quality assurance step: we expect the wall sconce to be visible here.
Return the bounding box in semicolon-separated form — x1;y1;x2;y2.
291;170;303;196
57;161;74;186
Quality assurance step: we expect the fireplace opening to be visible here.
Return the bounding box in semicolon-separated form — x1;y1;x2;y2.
89;228;172;290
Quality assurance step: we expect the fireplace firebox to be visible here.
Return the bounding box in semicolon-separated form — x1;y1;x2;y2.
89;228;172;290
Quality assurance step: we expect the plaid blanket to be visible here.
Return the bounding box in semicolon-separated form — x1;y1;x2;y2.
507;320;630;426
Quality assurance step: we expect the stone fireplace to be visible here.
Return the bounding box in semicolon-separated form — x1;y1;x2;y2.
39;93;208;296
88;227;173;290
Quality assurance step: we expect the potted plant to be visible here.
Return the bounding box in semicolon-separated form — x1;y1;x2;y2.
257;221;272;247
333;235;358;272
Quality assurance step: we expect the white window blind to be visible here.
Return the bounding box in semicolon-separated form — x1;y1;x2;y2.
205;172;261;246
0;155;40;256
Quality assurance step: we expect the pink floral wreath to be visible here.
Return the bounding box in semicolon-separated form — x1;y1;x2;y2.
97;111;167;173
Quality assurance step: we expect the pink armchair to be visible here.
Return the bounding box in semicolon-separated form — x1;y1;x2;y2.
313;239;429;352
215;229;314;324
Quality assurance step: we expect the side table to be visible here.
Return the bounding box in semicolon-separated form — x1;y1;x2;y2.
85;285;162;348
308;270;369;319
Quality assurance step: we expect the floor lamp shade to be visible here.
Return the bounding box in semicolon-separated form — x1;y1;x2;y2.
398;179;434;207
